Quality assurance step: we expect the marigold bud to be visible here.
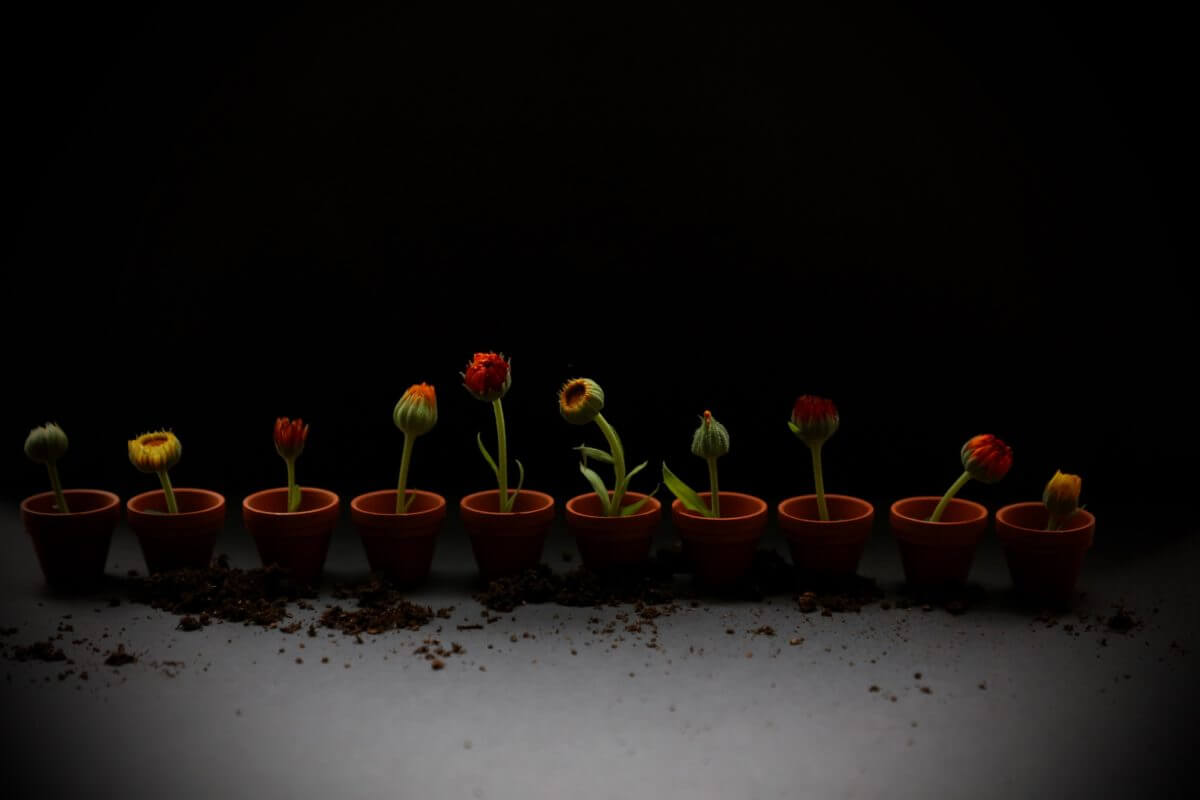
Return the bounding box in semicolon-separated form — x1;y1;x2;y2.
461;352;511;402
394;383;438;437
691;410;730;459
1043;470;1082;518
274;417;310;461
961;434;1012;484
25;422;68;464
558;377;605;425
789;395;839;446
128;430;182;473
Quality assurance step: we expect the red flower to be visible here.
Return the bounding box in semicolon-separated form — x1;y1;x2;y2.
961;434;1012;484
462;352;511;402
274;417;309;461
789;395;839;445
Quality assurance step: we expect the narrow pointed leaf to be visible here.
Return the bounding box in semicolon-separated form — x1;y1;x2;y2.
573;445;614;464
579;462;612;514
620;460;649;491
476;432;499;477
662;462;711;516
787;420;801;436
619;483;660;516
514;459;526;494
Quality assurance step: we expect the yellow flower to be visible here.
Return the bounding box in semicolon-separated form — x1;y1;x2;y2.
128;431;182;473
558;378;605;425
1043;470;1082;518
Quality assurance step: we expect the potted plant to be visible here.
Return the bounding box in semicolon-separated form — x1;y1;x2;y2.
20;423;121;588
889;433;1012;587
558;377;661;570
777;395;874;576
663;410;767;586
457;352;555;579
242;417;340;587
126;429;225;572
351;383;446;586
995;470;1094;607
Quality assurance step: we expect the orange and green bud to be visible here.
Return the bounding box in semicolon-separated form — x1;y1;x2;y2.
1043;470;1082;529
789;395;839;447
558;378;605;425
394;383;438;437
462;352;511;402
961;434;1013;484
273;417;310;462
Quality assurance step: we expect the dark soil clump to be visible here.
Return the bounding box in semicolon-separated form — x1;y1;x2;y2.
104;645;137;666
320;575;454;636
474;559;678;613
10;640;67;662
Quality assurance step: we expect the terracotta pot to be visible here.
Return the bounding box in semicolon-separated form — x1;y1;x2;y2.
350;489;446;586
671;492;768;586
777;494;875;576
242;487;340;586
126;488;226;573
20;489;121;589
889;496;988;587
995;502;1095;607
459;490;555;579
565;491;662;571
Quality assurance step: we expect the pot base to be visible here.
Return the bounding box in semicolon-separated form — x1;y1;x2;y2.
672;492;768;587
21;490;121;590
460;490;555;580
243;487;340;587
351;490;446;587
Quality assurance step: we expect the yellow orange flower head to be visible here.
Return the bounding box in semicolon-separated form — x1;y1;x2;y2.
1043;470;1082;518
25;422;68;464
558;378;605;425
128;430;182;473
394;383;438;437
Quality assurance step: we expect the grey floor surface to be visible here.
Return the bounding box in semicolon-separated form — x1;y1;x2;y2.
1;501;1196;800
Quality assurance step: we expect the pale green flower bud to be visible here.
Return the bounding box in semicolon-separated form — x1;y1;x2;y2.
394;383;438;437
691;410;729;459
25;423;68;464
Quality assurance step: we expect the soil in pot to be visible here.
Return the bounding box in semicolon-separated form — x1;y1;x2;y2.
671;491;768;587
889;496;988;588
565;491;662;571
459;490;556;580
777;494;874;576
242;487;340;587
126;488;226;573
995;501;1095;608
20;489;121;589
350;489;447;586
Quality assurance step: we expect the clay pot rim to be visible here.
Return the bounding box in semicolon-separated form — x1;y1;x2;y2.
128;487;225;517
671;491;768;521
778;493;874;525
565;491;662;521
242;486;339;517
350;489;447;520
21;489;121;518
995;501;1095;535
460;489;555;518
890;495;988;525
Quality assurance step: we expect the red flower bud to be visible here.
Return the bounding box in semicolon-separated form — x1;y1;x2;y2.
789;395;839;446
274;417;309;461
960;434;1012;484
462;352;512;402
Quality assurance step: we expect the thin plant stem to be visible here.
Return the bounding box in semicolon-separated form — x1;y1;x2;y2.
707;457;720;517
46;460;69;513
593;413;626;516
286;458;300;512
811;441;829;521
929;470;972;522
492;398;510;511
158;470;178;514
396;433;415;513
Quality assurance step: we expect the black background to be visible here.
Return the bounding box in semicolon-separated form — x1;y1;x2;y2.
5;2;1192;534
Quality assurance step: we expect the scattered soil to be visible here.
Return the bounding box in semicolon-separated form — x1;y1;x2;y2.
10;640;67;662
319;575;454;636
104;645;137;667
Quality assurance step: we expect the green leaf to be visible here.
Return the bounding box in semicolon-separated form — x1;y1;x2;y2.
620;460;649;491
476;432;499;477
619;483;660;516
787;420;801;436
579;462;612;514
573;445;614;464
514;459;526;493
662;462;712;516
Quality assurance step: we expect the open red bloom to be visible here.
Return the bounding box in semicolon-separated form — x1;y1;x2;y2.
274;417;309;461
961;434;1012;484
462;352;511;402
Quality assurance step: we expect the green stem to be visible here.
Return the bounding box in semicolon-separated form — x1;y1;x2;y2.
593;413;626;516
707;457;720;517
1046;514;1061;532
46;460;69;514
811;441;828;521
396;433;415;513
286;458;300;513
492;398;511;511
929;470;972;522
158;470;178;514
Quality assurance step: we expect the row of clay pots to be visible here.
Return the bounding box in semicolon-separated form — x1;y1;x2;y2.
19;487;1095;605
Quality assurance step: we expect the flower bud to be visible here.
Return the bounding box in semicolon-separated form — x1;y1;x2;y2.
961;434;1012;484
394;383;438;436
558;377;605;425
128;430;182;473
274;417;310;461
1043;470;1082;518
691;410;730;459
789;395;839;447
461;352;511;402
25;422;68;463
